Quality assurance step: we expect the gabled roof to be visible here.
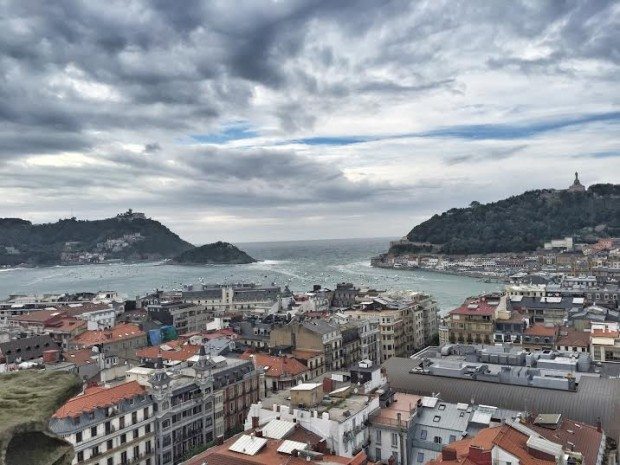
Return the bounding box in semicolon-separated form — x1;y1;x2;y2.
241;353;309;379
53;381;146;418
72;323;145;347
523;325;558;337
449;298;497;317
527;417;604;465
556;328;590;348
11;310;66;323
136;344;201;362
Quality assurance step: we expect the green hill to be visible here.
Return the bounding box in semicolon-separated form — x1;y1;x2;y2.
171;241;256;265
390;183;619;255
0;211;193;265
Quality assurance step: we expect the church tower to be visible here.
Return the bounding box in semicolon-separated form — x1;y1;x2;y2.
568;172;585;192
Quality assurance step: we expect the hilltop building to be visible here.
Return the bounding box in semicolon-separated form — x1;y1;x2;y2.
568;171;586;192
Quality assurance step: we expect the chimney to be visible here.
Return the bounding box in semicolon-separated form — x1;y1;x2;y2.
442;447;457;461
596;417;602;433
255;429;263;438
397;412;402;426
252;416;259;429
216;435;224;445
468;445;491;465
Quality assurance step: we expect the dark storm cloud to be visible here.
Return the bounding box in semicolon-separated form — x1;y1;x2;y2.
0;0;618;240
143;143;162;154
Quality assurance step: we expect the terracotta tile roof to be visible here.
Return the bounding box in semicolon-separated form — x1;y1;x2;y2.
136;344;201;362
591;329;619;338
492;426;555;465
523;324;558;337
527;417;604;465
556;329;590;348
182;428;369;465
449;298;497;317
72;323;145;348
63;349;96;366
53;381;146;418
56;303;112;316
241;353;309;378
427;427;503;465
11;309;66;324
45;316;86;333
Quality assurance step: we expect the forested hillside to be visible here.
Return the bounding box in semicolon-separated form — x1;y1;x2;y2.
390;184;619;255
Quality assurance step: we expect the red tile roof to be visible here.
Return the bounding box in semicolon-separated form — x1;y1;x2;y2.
182;428;370;465
527;417;604;465
241;353;309;378
45;316;86;333
53;381;145;418
11;309;66;324
56;303;112;316
427;427;503;465
591;328;619;338
493;426;556;465
556;329;590;348
63;349;96;366
72;323;145;348
523;324;558;337
136;344;201;362
449;298;497;317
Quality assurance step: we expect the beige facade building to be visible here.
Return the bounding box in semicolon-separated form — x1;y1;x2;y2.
345;292;439;361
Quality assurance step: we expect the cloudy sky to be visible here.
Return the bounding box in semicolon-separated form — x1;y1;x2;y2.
1;1;618;244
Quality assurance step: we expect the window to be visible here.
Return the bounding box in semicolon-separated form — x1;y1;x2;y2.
419;429;427;440
77;451;84;462
438;404;446;410
375;430;381;444
76;431;82;443
434;436;442;444
432;415;441;422
91;426;97;437
375;448;381;460
145;423;151;434
391;432;398;446
120;451;127;464
107;439;113;450
449;434;457;442
132;411;138;424
120;433;126;444
143;407;149;419
417;452;425;463
133;429;139;439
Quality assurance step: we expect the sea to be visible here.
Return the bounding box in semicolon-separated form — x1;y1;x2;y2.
0;237;501;314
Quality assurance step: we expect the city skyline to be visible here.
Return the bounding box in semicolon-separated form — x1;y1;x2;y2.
1;1;618;243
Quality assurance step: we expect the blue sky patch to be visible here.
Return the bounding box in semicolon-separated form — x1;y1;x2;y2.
191;122;259;144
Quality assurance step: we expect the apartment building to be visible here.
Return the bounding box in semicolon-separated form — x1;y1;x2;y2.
590;322;620;362
49;381;156;465
71;323;147;360
181;283;280;314
269;320;344;370
446;295;500;344
368;390;420;465
146;302;208;334
346;292;438;361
